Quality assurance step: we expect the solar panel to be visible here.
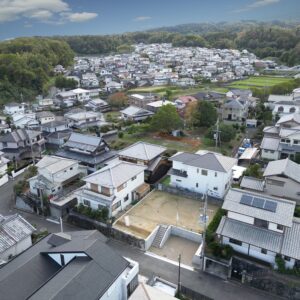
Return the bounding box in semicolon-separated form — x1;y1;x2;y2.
240;194;253;206
252;197;265;209
264;200;277;212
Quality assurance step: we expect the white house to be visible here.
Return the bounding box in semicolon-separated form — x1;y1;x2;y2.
36;111;55;125
64;110;103;129
29;156;84;198
169;151;237;198
0;214;35;262
12;112;39;129
76;162;148;217
3;103;26;115
72;88;91;102
217;189;300;269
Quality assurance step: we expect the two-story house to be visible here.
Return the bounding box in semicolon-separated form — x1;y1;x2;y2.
56;132;117;172
29;155;85;199
222;98;248;121
76;162;148;217
263;158;300;203
64;110;103;129
169;151;237;199
3;103;26;115
0;129;45;161
0;230;139;300
117;141;167;182
120;106;154;122
128;93;159;109
36;111;55;125
217;188;300;269
261;113;300;160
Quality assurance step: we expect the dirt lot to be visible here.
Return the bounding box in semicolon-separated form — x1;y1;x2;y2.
114;190;220;239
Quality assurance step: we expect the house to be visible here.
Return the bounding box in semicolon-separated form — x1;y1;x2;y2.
146;100;175;113
263;158;300;203
226;89;252;99
76;162;148;217
217;188;300;269
64;110;103;129
0;214;35;262
29;156;85;199
12;112;39;129
38;98;54;109
3;103;26;115
41;120;69;133
105;81;124;93
0;129;45;161
120;106;154;122
117;141;167;182
222;98;248;121
85;98;111;112
261;113;300;160
0;230;139;300
169;151;237;199
174;96;197;110
271;101;300;118
128;93;159;109
56;132;117;172
72;88;91;102
36;111;55;124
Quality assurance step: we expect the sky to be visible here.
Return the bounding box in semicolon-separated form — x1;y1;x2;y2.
0;0;299;40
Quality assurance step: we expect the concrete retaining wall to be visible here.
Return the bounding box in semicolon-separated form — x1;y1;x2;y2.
171;226;202;243
144;225;160;251
160;225;172;248
0;174;9;187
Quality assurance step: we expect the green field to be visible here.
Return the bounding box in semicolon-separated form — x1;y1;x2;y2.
228;76;293;90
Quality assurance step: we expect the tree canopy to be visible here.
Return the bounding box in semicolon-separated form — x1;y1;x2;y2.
192;101;218;128
150;104;182;133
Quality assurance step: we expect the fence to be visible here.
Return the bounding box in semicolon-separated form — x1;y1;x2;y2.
180;285;213;300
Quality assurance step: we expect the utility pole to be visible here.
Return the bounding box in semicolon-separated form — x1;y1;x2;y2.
199;189;209;271
214;118;221;149
178;254;181;295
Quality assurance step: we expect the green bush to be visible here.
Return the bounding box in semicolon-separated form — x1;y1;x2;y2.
294;206;300;217
118;131;124;138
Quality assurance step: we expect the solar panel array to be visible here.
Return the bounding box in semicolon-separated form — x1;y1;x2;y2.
240;194;277;212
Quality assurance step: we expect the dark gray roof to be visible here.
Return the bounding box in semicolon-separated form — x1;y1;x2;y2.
0;230;129;300
64;133;103;153
240;176;265;192
170;152;237;173
0;129;41;144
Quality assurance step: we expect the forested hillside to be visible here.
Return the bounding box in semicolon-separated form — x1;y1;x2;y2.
57;22;300;66
0;38;74;104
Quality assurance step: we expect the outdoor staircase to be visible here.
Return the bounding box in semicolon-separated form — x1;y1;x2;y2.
151;225;169;248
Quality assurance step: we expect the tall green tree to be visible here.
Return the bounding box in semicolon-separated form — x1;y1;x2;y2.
151;104;182;133
193;101;217;128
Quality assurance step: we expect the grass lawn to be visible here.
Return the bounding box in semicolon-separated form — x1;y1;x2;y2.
103;111;121;122
228;76;293;90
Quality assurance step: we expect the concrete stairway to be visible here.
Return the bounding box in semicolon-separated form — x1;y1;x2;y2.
151;225;169;248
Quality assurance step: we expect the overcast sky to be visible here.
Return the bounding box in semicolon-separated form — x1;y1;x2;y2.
0;0;299;40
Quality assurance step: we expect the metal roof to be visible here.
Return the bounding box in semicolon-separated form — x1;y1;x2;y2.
0;214;35;254
281;218;300;260
170;152;237;173
64;132;103;153
36;155;78;174
263;158;300;184
217;216;283;253
120;106;153;117
222;189;295;227
260;137;280;151
240;176;265;192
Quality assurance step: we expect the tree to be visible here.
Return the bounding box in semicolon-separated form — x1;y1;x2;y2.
185;101;198;128
207;123;236;143
165;89;173;100
193;101;217;128
243;164;262;179
108;92;128;109
150;104;182;133
55;76;77;89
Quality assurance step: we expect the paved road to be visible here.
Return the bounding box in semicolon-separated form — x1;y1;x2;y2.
108;239;283;300
0;174;80;233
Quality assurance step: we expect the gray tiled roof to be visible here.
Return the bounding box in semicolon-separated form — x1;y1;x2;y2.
217;216;283;253
260;137;280;151
84;161;146;188
170;152;237;173
64;132;103;152
118;141;166;161
263;158;300;184
240;176;265;192
0;230;129;300
282;218;300;260
121;106;153;117
223;189;295;227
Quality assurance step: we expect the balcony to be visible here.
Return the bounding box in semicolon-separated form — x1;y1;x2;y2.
168;168;188;178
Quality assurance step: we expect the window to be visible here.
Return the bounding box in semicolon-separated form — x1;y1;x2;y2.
278;106;284;112
117;182;127;192
201;169;208;176
294;140;299;145
215;172;217;177
213;187;218;191
124;194;129;201
112;201;121;211
176;179;181;182
83;199;91;207
261;248;267;255
90;183;99;193
197;168;199;173
284;256;291;262
277;224;284;231
131;176;137;181
196;183;199;188
254;218;268;229
229;238;242;246
290;107;296;113
70;167;73;170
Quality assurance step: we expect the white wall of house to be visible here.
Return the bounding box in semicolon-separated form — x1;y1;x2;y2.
4;104;25;115
264;176;300;202
0;236;32;261
261;149;279;161
268;222;284;233
248;245;276;264
170;160;232;198
222;236;249;255
39;116;55;124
